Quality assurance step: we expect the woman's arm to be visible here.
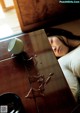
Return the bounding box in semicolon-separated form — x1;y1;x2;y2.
58;50;79;101
58;46;80;100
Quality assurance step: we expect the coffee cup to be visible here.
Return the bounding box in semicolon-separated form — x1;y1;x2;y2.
8;38;24;54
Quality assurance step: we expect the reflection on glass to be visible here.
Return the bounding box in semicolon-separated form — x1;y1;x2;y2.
4;0;14;7
0;2;22;39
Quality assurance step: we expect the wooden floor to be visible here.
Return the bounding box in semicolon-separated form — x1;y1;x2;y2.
0;6;22;39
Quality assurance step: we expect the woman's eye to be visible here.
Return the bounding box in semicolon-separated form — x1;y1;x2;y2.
50;39;53;44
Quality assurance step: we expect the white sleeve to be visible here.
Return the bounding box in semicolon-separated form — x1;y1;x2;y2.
58;46;80;100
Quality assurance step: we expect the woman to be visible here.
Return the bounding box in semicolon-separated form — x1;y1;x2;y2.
45;28;80;57
45;28;80;101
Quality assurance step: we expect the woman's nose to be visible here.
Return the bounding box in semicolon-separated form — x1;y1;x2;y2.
52;46;56;51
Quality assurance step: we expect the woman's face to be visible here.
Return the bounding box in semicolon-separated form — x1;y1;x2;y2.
48;36;69;57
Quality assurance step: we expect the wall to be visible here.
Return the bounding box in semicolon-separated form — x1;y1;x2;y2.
54;19;80;36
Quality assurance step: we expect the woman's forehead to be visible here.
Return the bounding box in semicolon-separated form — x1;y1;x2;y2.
48;36;60;40
48;35;66;41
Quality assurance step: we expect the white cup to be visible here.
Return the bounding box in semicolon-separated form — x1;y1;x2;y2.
8;38;24;54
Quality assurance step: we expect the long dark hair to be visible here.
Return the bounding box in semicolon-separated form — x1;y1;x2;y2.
45;27;80;52
45;27;80;40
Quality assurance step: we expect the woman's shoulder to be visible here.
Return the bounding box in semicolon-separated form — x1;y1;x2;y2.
58;46;80;65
